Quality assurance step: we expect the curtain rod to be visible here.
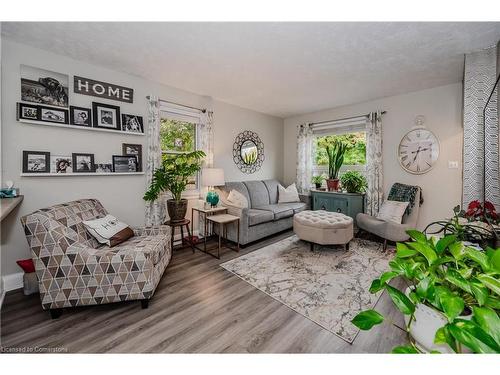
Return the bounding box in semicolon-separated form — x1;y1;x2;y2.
309;111;387;127
146;96;207;113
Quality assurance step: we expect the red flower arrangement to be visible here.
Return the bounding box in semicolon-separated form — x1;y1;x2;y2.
464;200;499;224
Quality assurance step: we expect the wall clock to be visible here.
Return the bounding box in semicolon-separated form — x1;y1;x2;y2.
398;128;439;174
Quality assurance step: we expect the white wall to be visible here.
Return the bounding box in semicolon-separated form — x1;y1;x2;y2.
283;83;464;230
0;39;283;279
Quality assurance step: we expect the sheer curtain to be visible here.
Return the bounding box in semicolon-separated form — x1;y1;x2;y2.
365;111;384;216
145;95;166;226
296;123;314;194
198;110;214;168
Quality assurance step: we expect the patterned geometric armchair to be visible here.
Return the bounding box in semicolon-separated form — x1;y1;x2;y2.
20;199;171;319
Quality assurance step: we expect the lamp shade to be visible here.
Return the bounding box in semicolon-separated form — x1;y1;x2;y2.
201;168;225;187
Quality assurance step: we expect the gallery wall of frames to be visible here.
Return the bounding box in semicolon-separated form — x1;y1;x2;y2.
17;65;145;176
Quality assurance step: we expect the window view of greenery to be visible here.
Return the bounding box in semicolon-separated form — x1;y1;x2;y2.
315;132;366;166
160;118;196;153
160;117;198;190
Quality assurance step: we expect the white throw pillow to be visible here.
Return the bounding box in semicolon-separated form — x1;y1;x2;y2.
83;214;134;247
376;201;409;224
278;183;300;203
227;189;249;208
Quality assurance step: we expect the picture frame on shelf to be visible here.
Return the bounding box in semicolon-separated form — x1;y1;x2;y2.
17;102;39;121
50;155;73;173
20;65;69;108
122;143;142;171
121;114;143;133
112;155;138;173
23;151;50;173
94;163;113;173
92;102;121;131
39;106;69;124
70;106;91;127
72;153;95;173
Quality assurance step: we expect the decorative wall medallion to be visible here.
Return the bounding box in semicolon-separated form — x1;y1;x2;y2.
232;130;264;174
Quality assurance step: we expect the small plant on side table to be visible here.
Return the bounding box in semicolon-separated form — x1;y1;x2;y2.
311;175;325;189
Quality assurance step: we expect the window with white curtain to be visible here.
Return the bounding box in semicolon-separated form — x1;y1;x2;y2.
159;102;202;192
311;117;367;185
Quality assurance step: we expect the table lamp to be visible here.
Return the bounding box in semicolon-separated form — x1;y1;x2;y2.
202;168;225;207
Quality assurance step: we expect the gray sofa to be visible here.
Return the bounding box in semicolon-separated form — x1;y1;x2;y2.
216;179;307;245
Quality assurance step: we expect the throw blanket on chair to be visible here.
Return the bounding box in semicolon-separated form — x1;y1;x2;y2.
387;183;424;215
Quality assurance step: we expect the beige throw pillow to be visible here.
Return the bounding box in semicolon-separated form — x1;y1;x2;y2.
227;189;249;208
376;200;409;224
83;214;134;247
278;183;300;203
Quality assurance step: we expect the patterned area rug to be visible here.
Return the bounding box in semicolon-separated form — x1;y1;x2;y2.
220;235;393;343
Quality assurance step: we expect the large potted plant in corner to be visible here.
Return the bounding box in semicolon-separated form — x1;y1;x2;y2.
351;229;500;353
144;150;205;222
325;139;347;191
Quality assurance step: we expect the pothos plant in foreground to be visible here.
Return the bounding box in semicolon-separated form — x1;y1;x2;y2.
351;230;500;353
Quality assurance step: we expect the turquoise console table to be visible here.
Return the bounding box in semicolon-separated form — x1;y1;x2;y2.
310;190;365;222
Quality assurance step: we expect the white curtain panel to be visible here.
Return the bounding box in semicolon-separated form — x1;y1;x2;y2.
296;123;313;194
145;96;166;226
199;110;214;168
365;111;384;216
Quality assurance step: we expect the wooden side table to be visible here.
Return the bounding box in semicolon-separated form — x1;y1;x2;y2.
191;206;228;252
164;219;195;252
206;214;240;259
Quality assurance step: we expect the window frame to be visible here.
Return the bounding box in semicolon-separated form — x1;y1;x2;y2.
159;104;202;198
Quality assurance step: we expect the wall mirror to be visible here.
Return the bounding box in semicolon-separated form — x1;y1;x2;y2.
232;130;264;174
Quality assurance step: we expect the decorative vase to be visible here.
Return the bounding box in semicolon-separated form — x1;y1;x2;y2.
166;199;188;222
404;288;472;353
206;190;219;207
326;178;340;191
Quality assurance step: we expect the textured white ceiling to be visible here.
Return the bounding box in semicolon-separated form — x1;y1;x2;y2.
3;22;500;118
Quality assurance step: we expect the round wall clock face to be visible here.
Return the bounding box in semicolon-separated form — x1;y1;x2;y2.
398;128;439;174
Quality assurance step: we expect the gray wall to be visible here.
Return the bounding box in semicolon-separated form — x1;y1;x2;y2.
283;83;464;230
0;39;283;278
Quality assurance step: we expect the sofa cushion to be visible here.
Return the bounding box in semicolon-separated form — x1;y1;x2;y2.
247;209;274;226
263;179;280;204
257;204;294;220
278;202;307;214
223;182;251;205
243;181;270;208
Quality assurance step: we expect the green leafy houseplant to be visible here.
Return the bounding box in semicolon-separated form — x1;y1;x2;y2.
311;175;325;189
144;150;205;221
340;170;367;193
325;140;347;191
351;230;500;353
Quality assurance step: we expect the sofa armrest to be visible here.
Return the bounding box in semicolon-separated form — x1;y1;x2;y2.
133;225;171;238
223;205;249;227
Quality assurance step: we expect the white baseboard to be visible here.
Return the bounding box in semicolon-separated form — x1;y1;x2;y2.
2;272;23;292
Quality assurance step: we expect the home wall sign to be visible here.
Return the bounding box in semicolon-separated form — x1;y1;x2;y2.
74;76;134;103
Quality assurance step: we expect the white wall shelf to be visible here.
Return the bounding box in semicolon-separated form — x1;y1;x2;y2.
18;118;145;136
20;172;145;177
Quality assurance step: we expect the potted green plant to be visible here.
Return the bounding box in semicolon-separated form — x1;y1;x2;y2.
144;150;205;222
351;229;500;353
311;175;325;189
325;140;346;191
339;170;367;193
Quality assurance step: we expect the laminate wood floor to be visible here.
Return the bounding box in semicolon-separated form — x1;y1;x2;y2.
0;231;407;353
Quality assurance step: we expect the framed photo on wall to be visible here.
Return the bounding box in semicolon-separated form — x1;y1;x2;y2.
121;114;143;133
39;106;69;124
72;153;95;173
122;143;142;171
20;65;69;108
50;155;73;173
92;102;121;131
23;151;50;173
112;155;138;173
17;103;40;121
70;106;91;127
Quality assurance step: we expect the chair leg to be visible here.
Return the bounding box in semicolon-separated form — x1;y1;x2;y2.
383;239;388;251
345;242;349;251
141;299;149;309
49;308;63;319
310;242;314;252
